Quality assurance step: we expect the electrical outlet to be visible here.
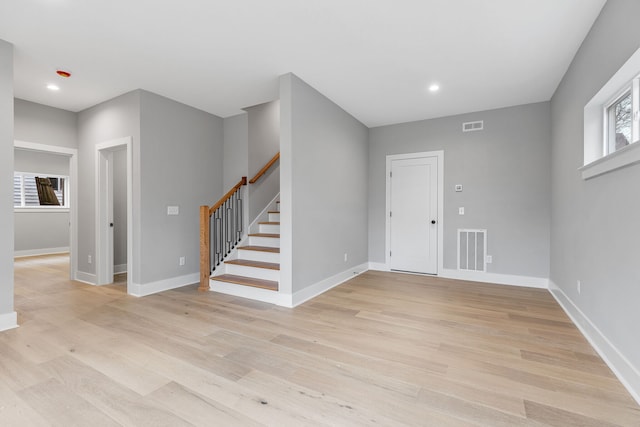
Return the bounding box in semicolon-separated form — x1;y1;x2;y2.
179;256;186;266
486;255;492;264
88;255;92;264
577;280;581;294
459;207;465;215
344;253;348;262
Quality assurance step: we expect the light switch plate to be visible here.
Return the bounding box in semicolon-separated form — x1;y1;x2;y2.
167;206;179;215
455;184;463;192
458;207;464;215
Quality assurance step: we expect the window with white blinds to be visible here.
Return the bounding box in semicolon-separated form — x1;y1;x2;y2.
13;172;68;208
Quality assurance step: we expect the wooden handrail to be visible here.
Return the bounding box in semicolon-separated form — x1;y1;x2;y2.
249;152;280;184
209;176;247;215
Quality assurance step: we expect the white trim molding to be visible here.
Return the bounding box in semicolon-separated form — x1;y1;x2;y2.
129;272;200;297
549;281;640;406
210;281;292;307
291;262;369;307
74;271;97;286
114;264;128;274
0;311;18;332
14;247;69;258
440;268;548;289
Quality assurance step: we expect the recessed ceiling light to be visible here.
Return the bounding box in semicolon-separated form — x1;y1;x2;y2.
429;84;440;92
47;84;60;91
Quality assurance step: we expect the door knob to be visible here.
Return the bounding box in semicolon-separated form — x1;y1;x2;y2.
110;223;114;227
431;220;436;224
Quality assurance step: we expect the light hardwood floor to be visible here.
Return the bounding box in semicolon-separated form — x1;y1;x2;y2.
4;254;639;426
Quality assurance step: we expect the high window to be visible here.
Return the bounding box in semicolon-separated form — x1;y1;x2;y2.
14;172;68;208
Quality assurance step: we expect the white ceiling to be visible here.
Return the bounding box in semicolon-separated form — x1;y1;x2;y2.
0;0;606;127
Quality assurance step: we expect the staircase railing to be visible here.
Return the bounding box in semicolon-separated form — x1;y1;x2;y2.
199;177;247;291
199;151;280;291
249;152;280;184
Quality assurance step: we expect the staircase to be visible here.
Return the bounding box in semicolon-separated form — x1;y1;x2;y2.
210;205;280;292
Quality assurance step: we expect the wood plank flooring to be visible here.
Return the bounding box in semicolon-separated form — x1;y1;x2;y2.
5;254;640;426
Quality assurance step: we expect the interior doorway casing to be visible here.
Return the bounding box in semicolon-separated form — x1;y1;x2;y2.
95;137;133;293
14;140;78;281
385;150;444;275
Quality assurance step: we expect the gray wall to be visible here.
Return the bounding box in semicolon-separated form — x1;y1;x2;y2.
281;74;369;293
14;149;70;253
246;100;280;222
139;90;224;284
112;148;127;267
14;98;77;148
369;102;551;278
77;90;141;281
550;0;640;373
223;113;248;190
0;39;14;317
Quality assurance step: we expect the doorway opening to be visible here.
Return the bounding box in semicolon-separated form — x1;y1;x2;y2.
14;140;78;280
95;137;133;293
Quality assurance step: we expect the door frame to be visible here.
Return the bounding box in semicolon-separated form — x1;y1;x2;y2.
385;150;444;274
95;137;132;292
14;140;78;280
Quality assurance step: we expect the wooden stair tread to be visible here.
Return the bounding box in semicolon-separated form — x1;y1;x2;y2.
259;221;280;225
238;245;280;253
249;233;280;238
211;274;278;291
268;211;280;214
225;259;280;270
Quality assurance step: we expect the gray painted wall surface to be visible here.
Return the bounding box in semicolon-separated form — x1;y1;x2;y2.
139;91;224;284
283;74;369;293
77;90;141;281
0;39;14;315
14;149;70;252
14;149;69;175
550;0;640;371
246;101;280;223
369;102;551;278
14;98;77;148
223;113;248;190
14;212;69;252
112;148;127;267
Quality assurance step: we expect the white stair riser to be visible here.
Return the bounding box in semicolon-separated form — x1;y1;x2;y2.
259;223;280;234
268;212;280;222
249;236;280;247
238;249;279;263
225;264;280;281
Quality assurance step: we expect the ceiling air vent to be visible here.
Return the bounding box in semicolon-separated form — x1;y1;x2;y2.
462;120;484;132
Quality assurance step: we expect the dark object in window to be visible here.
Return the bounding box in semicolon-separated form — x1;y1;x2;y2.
35;177;61;206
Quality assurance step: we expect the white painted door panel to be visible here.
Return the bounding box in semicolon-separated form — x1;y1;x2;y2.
390;157;438;274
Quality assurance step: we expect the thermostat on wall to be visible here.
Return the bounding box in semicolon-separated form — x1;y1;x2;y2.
455;184;463;192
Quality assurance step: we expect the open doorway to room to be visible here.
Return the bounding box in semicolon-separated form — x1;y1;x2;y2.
95;137;133;293
13;141;78;280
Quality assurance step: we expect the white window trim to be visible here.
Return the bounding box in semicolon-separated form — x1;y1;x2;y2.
583;46;640;180
13;170;70;210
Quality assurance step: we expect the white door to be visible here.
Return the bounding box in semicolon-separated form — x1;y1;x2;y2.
389;156;438;274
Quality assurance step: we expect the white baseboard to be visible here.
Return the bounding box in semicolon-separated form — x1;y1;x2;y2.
129;272;200;297
114;264;128;274
74;270;97;285
440;268;549;289
369;263;548;289
14;247;69;258
291;262;369;307
0;311;18;332
549;281;640;406
368;262;390;272
209;280;292;307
